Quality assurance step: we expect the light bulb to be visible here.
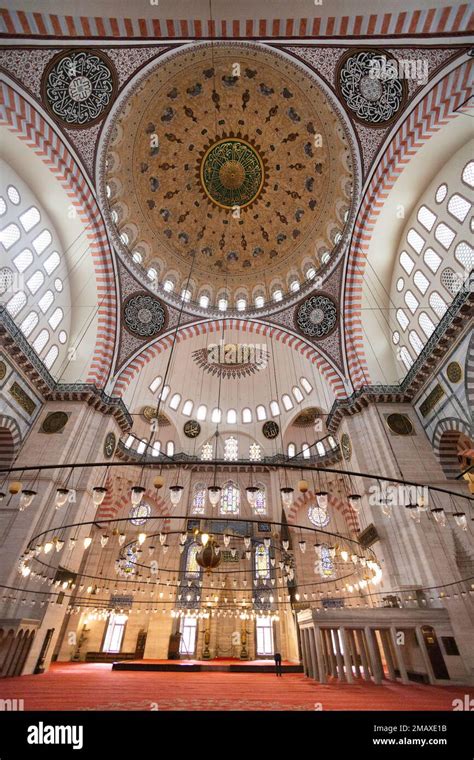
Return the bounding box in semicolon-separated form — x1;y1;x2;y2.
169;485;183;505
100;535;109;548
92;486;107;506
19;489;37;510
179;532;187;545
201;533;210;547
280;487;294;507
159;533;167;546
153;475;164;490
22;566;31;577
9;481;22;495
316;491;328;509
131;486;145;506
298;540;306;553
244;535;251;549
54;539;64;552
246;486;258;505
298;479;308;493
348;494;361;512
223;534;231;547
264;537;271;549
83;537;92;549
138;532;147;545
43;541;53;554
431;508;446;527
453;512;467;531
118;533;126;546
340;550;349;562
55;488;70;509
351;554;358;565
208;486;221;506
282;539;289;551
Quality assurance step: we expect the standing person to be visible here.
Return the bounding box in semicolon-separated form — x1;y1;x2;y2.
274;651;282;677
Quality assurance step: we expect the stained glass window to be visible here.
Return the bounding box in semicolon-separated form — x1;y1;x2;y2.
254;485;266;514
220;482;240;514
249;442;262;462
308;502;330;528
129;502;151;526
192;484;206;515
224;436;238;461
319;544;334;577
186;543;200;578
255;543;270;580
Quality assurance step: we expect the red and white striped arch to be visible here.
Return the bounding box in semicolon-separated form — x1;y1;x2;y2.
112;318;346;399
0;81;117;389
0;414;22;468
0;5;471;39
286;489;360;536
96;485;171;530
344;62;473;389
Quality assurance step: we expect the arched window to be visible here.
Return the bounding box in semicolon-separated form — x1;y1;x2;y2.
224;436;238;461
399;346;413;370
396;308;409;331
256;405;267;421
302;443;311;459
48;307;63;330
413;270;429;295
192;484;206;515
400;251;414;275
282;394;293;411
316;441;325;456
26;270;44;295
136;438;147;455
429;291;448;319
13;248;33;272
44;345;59;370
20;311;38;337
32;329;49;354
38;290;54;313
300;377;313;394
254;485;266;515
287;443;296;458
160;385;170;401
319;544;334;577
169;393;181;410
166;441;175;456
211;407;222;423
423;248;441;273
292;386;304;403
152;441;161;456
220;482;240;515
149;376;162;393
270;400;280;417
404;290;419;314
418;312;435;338
417;205;436;231
185;543;200;578
197;404;207;421
447;193;470;223
242;407;252;423
255;543;270;580
407;228;424;254
182;400;193;416
32;229;52;255
409;330;424;356
435;222;455;250
226;409;237;424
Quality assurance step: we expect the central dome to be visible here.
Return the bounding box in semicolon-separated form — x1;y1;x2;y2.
102;42;355;311
200;138;265;208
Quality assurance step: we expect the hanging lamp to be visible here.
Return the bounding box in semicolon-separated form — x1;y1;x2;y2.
55;488;70;509
92;486;107;506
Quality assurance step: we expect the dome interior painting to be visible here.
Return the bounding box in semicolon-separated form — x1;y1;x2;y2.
0;0;472;725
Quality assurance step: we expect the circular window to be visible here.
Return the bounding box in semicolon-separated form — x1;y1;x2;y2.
308;503;330;528
396;277;404;292
392;331;400;345
129;502;151;526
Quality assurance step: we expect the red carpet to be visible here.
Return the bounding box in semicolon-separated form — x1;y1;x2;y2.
1;662;472;711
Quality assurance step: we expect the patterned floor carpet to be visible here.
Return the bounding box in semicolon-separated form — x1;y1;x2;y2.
1;662;473;711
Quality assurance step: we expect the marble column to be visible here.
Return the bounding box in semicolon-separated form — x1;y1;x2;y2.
365;626;383;684
347;628;361;678
332;628;346;682
390;626;409;684
355;628;371;681
323;628;338;677
313;626;327;684
340;627;354;683
307;627;319;680
415;626;436;684
380;629;397;681
301;627;310;676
